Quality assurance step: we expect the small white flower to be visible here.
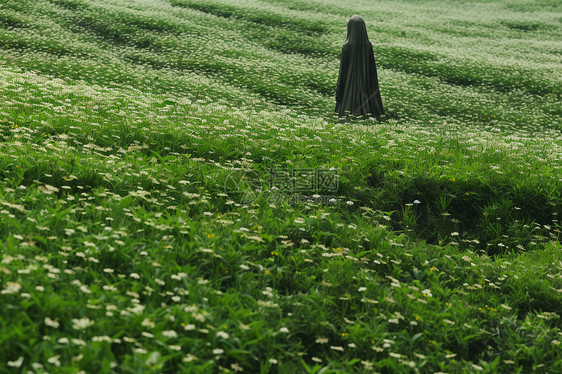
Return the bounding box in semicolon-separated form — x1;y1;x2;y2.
279;327;289;333
216;331;230;339
413;199;421;204
346;200;354;206
92;336;112;342
183;354;198;362
72;338;86;346
162;330;178;338
7;356;23;368
47;355;61;367
141;318;155;328
472;363;484;371
1;282;21;294
44;317;60;328
79;285;91;294
231;362;244;372
72;317;94;330
144;351;161;366
212;348;224;355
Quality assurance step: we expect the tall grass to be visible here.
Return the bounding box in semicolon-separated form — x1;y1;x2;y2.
0;0;561;372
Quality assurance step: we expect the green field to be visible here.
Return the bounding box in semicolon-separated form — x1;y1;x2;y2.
1;0;561;372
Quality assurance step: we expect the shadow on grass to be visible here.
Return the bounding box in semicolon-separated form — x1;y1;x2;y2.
362;168;561;255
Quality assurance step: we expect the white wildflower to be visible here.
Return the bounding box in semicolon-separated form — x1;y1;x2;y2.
44;317;60;328
1;282;21;294
162;330;178;338
7;357;23;368
72;317;94;330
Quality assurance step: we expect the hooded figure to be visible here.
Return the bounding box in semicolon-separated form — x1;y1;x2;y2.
335;15;384;118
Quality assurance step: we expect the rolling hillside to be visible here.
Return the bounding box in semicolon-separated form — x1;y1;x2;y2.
0;0;561;372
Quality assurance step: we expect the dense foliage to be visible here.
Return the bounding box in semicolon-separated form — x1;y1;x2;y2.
0;0;561;372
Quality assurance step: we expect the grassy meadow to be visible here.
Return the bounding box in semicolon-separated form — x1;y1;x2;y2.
1;0;561;372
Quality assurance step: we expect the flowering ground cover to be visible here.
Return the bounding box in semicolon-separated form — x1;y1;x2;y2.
0;0;561;372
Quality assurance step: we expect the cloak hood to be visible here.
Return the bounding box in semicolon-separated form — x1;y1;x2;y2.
346;15;369;45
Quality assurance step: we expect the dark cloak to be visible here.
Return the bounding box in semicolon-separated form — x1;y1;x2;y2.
335;15;384;118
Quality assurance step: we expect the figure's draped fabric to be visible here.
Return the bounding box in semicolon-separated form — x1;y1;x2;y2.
335;15;384;118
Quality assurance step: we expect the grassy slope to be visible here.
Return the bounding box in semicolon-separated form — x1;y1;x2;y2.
0;0;561;372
